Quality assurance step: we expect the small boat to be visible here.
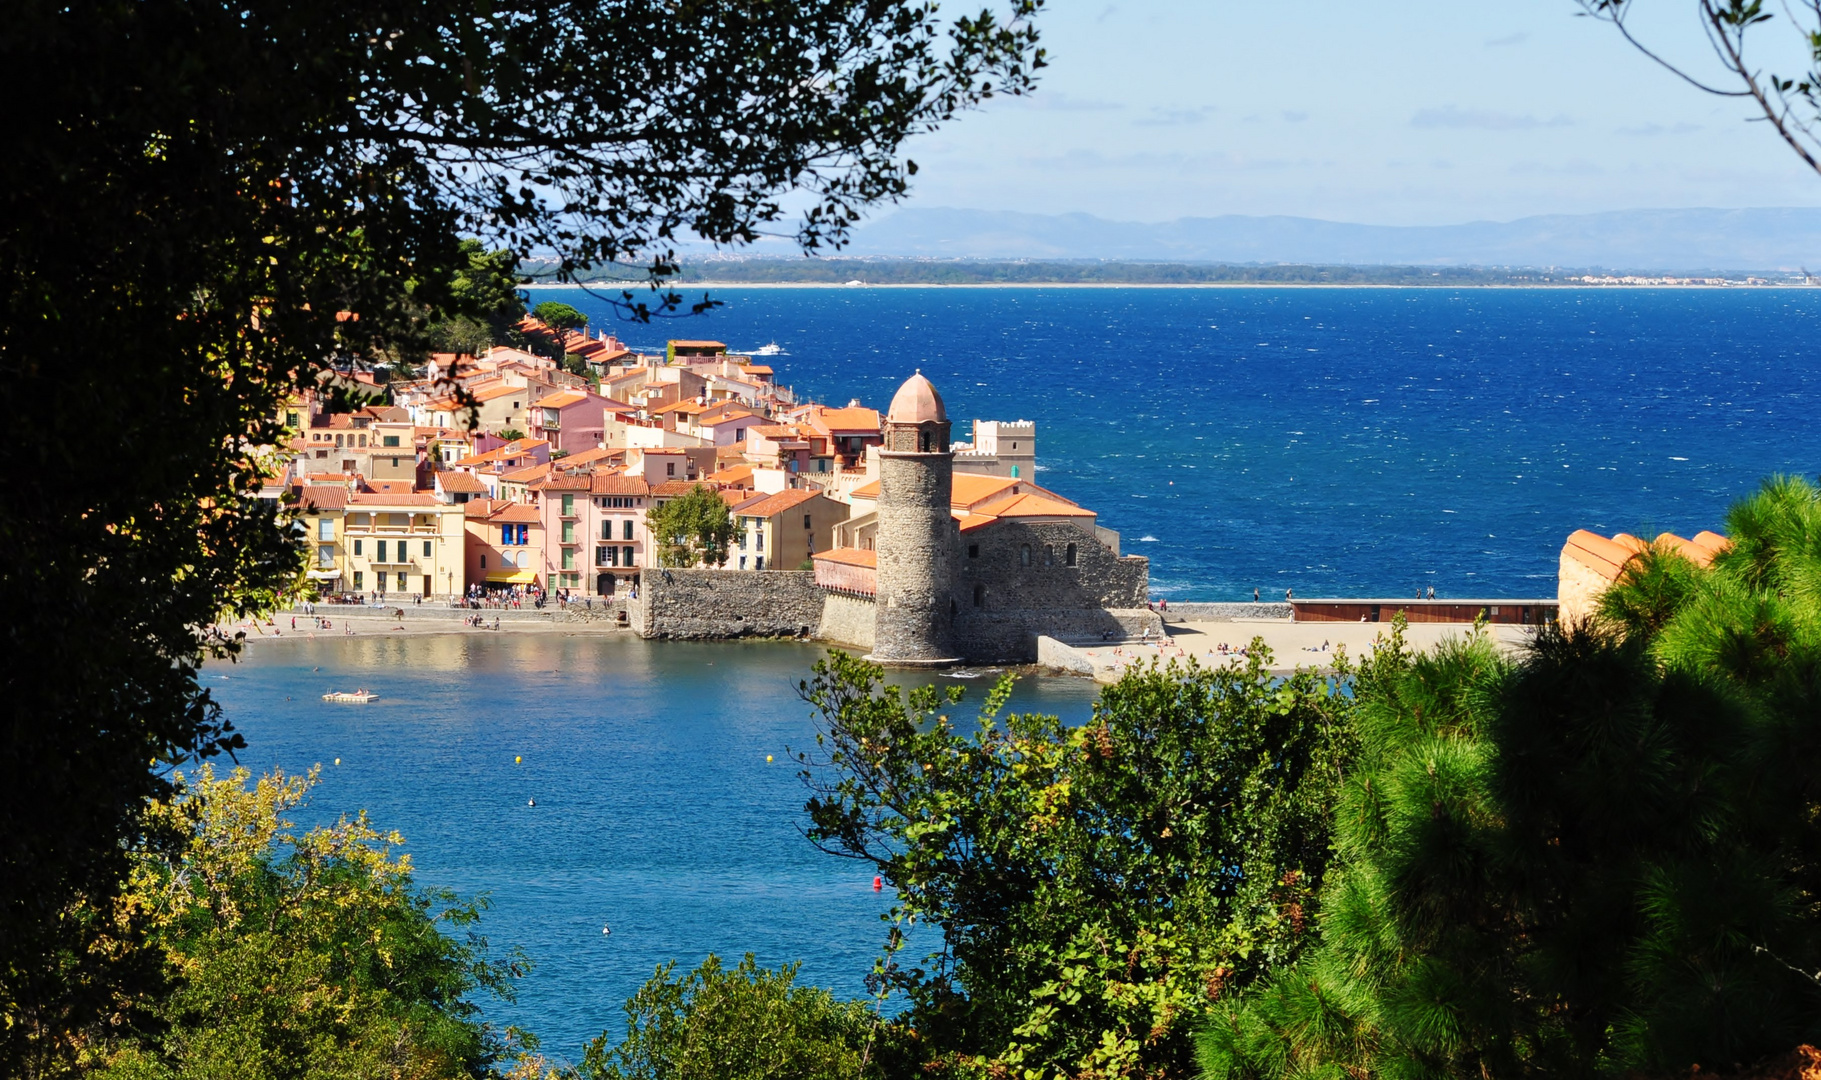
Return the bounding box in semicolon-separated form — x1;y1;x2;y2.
321;690;377;704
750;341;785;356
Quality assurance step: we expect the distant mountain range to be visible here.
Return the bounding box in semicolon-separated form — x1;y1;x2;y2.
834;207;1821;272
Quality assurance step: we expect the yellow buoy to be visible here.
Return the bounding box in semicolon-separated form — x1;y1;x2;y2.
766;755;774;763
334;758;341;766
515;755;523;764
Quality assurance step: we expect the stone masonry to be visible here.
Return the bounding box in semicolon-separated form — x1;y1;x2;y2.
632;568;824;639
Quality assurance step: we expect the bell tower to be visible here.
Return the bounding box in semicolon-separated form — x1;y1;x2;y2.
871;371;959;664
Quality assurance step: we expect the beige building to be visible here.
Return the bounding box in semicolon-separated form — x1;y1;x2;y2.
296;485;466;598
728;489;848;571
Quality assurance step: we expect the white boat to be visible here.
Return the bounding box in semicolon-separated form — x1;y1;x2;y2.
321;690;377;704
750;341;786;356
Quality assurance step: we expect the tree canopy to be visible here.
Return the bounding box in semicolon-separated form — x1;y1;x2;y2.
87;766;527;1080
0;0;1045;1069
532;302;588;331
795;644;1391;1079
646;485;738;568
1200;477;1821;1079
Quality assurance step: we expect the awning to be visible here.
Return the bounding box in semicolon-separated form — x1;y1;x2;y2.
485;570;539;584
306;569;342;580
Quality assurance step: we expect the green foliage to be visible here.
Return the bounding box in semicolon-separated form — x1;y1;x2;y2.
1203;477;1821;1079
532;302;588;331
87;766;529;1080
646;485;736;568
1;0;1044;1064
426;241;528;356
498;429;527;443
797;643;1376;1079
579;954;878;1080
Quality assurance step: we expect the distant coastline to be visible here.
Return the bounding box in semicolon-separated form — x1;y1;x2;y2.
519;257;1814;289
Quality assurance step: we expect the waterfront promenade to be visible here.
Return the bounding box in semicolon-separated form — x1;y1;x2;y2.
1063;616;1533;682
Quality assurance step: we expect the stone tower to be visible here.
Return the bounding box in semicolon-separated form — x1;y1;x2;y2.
871;371;959;664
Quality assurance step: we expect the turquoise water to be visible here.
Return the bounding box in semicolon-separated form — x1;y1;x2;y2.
212;635;1098;1061
557;285;1821;599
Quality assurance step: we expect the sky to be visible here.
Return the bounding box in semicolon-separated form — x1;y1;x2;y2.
882;0;1821;226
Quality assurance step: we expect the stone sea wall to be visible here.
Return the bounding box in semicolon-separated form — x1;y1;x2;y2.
1158;602;1293;621
816;592;876;652
632;569;824;640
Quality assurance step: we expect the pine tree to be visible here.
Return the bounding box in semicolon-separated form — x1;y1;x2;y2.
1201;476;1821;1079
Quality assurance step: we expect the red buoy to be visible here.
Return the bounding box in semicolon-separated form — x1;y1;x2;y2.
872;876;883;891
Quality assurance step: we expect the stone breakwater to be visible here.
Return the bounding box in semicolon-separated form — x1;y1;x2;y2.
628;570;826;640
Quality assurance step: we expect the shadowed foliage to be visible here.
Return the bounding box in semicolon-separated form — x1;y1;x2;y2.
0;0;1044;1071
1200;477;1821;1079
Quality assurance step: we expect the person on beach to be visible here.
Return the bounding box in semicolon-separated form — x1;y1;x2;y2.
1428;586;1436;600
1253;587;1259;603
1285;587;1293;602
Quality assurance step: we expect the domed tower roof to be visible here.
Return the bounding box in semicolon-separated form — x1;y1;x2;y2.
887;371;946;425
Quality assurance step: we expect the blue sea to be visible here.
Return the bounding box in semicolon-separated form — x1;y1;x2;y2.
563;284;1821;599
213;287;1821;1060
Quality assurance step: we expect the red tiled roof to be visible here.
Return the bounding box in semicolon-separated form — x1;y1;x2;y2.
592;474;652;496
812;547;876;568
732;489;819;518
435;472;487;494
489;503;544;524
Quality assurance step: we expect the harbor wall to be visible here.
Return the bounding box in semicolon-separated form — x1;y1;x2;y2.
954;607;1164;663
1158;602;1293;621
632;569;824;640
816;592;876;652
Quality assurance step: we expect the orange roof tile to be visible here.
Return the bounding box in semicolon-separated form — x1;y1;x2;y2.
810;407;881;433
489;503;544;524
733;489;819;518
973;492;1094;519
348;492;441;506
592;475;652;496
435;472;487;493
812;547;876;568
534;389;592;409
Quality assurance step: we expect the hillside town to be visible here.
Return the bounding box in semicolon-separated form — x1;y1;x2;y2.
277;315;1098;615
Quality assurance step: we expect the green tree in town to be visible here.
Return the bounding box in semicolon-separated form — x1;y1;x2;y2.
1200;476;1821;1079
531;302;588;331
796;642;1390;1079
427;240;529;356
0;0;1044;1065
646;485;737;568
86;766;530;1080
579;954;879;1080
498;429;527;443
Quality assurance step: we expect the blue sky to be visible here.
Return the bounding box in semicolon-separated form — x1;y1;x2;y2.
887;0;1821;225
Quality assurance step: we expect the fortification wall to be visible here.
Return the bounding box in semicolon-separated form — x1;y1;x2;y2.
942;520;1152;662
817;592;876;652
632;569;823;640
